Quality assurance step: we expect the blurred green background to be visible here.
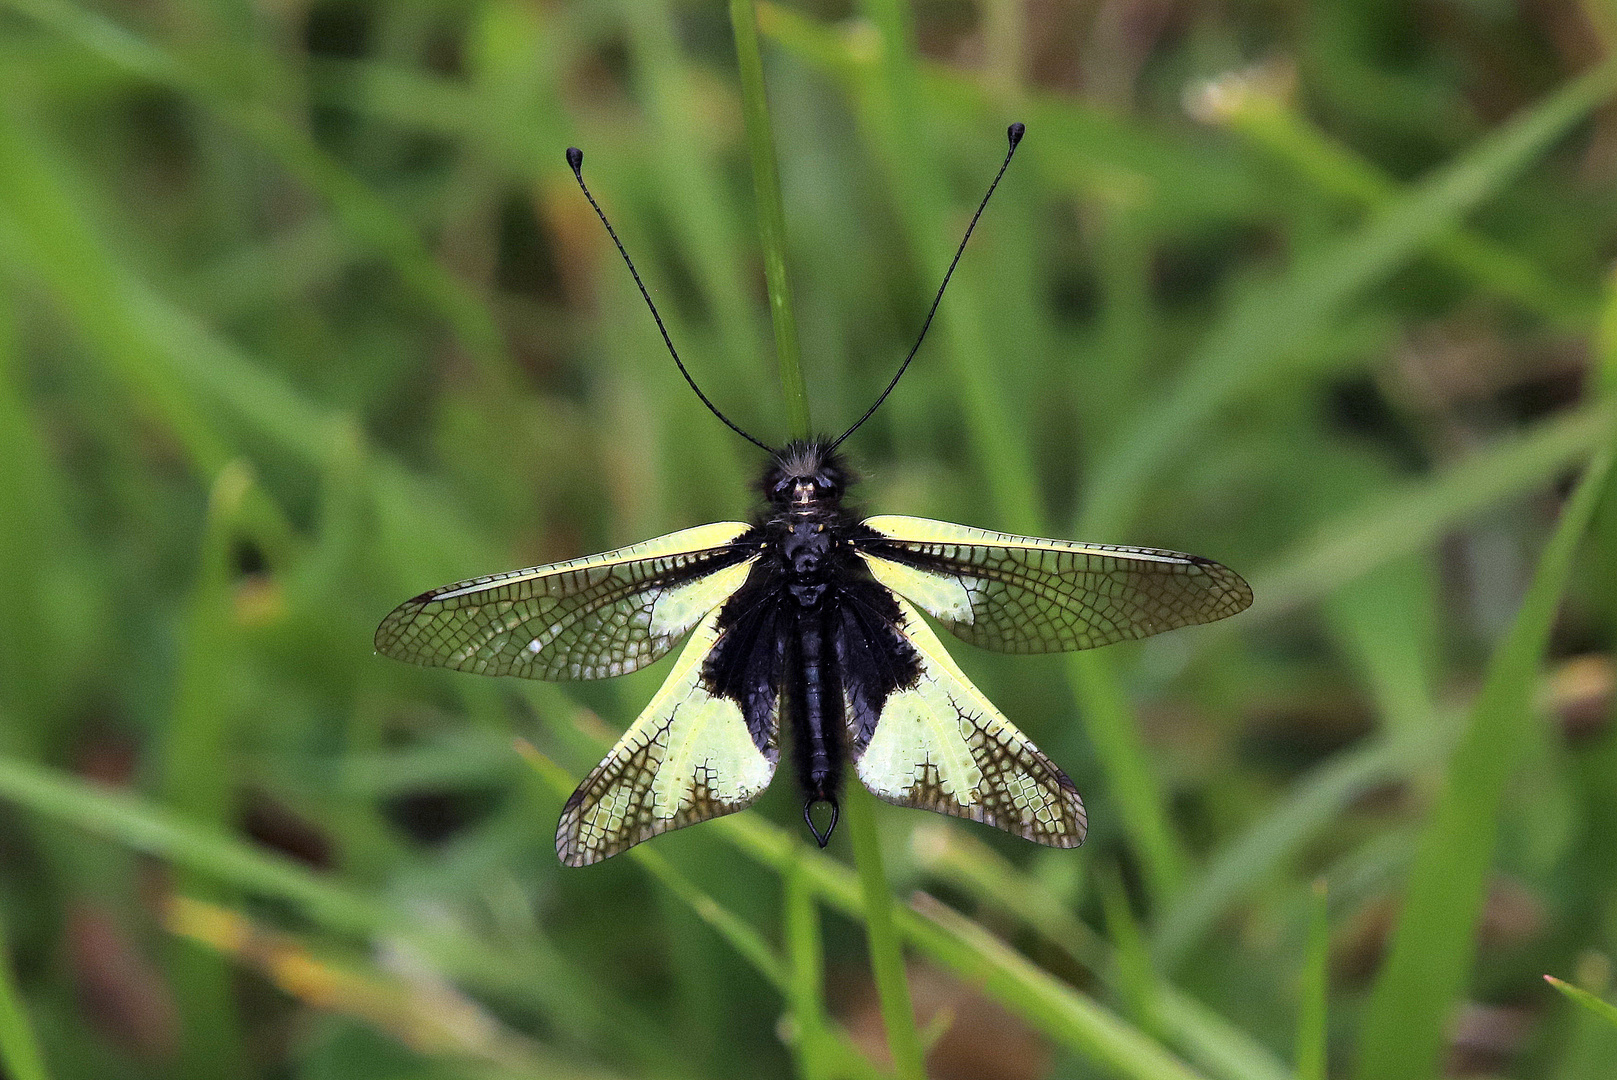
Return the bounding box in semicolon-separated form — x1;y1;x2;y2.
3;0;1617;1078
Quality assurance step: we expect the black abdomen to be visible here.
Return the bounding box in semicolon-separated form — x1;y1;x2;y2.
790;603;843;846
705;496;868;849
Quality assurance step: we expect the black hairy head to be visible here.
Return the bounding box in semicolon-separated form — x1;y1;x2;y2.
760;439;856;506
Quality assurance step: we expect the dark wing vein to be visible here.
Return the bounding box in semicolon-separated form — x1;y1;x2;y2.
842;595;1087;846
375;523;757;680
854;515;1251;654
555;608;780;866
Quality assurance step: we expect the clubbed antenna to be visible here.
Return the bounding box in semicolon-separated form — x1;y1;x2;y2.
829;122;1026;452
567;147;771;452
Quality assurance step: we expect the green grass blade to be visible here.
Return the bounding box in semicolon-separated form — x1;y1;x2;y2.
910;826;1103;971
844;787;926;1080
1545;972;1617;1078
0;104;231;475
71;274;509;593
913;898;1211;1080
521;742;794;1010
1200;76;1593;327
1154;722;1451;969
0;753;641;1051
619;1;778;478
1070;649;1189;903
1352;442;1616;1080
1296;882;1330;1080
635;845;790;992
732;0;809;439
0;911;50;1080
0;102;311;568
1152;995;1292;1080
783;856;836;1080
1590;268;1617;621
911;827;1291;1080
856;0;1041;530
1080;58;1617;538
160;463;255;1080
0;289;63;737
5;0;512;381
1250;401;1611;622
1323;559;1442;740
1546;976;1617;1031
166;895;627;1080
713;813;1217;1080
755;2;1264;224
1099;864;1160;1032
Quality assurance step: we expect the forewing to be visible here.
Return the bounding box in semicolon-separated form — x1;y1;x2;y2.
855;515;1251;654
556;607;779;866
375;522;756;680
843;594;1087;847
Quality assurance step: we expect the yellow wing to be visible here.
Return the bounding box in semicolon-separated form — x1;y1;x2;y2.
855;515;1251;654
556;607;779;866
846;595;1086;847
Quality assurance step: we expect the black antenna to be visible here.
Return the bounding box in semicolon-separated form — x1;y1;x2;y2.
829;122;1025;452
567;147;771;452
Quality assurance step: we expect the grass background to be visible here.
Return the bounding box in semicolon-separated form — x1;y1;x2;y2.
1;0;1616;1078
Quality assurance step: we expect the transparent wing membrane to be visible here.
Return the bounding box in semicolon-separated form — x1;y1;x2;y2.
847;597;1087;846
556;608;779;866
375;522;755;680
857;515;1252;654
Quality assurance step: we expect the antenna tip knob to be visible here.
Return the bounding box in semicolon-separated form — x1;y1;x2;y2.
566;146;583;175
1007;122;1025;149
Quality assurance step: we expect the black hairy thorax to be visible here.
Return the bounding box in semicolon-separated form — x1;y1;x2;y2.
701;439;922;847
760;439;859;605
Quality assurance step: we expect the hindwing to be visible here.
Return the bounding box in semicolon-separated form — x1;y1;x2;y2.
838;589;1087;847
375;522;757;680
556;606;780;866
854;515;1251;655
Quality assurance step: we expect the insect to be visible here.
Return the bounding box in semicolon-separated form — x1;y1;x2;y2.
376;123;1252;866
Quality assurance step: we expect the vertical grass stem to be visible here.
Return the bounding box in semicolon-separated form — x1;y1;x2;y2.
0;911;49;1080
1296;881;1329;1080
731;0;810;439
785;856;836;1080
729;10;920;1074
844;786;928;1080
1351;443;1615;1080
